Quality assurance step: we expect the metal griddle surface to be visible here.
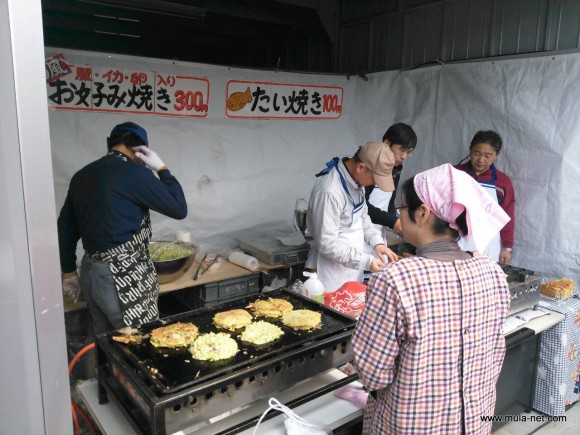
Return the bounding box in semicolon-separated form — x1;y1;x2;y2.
102;289;356;394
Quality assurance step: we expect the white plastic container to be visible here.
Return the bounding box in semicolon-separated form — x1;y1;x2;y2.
175;231;192;243
303;272;325;304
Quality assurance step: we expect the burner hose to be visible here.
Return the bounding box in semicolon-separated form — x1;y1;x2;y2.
69;342;97;435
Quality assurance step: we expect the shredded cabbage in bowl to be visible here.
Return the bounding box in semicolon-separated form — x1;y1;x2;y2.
149;242;195;262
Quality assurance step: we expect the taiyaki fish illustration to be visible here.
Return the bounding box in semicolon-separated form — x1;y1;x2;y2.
227;87;252;111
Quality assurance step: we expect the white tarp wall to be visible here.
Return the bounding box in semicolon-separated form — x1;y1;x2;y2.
49;48;579;282
48;48;370;254
358;54;580;282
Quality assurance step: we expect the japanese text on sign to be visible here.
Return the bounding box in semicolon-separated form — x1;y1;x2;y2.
226;80;343;119
46;65;210;118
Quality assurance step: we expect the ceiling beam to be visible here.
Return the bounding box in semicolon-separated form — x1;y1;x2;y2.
42;8;273;41
74;0;207;20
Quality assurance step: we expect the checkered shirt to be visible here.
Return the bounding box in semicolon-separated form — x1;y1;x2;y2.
353;253;510;434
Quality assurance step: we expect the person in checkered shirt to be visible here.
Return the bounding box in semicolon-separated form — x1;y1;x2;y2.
352;164;511;434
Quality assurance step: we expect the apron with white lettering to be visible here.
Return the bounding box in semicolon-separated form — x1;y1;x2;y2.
315;159;366;293
458;165;502;261
87;213;159;326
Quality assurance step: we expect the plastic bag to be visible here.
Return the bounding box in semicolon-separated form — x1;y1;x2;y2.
251;398;330;435
324;281;367;319
288;279;305;295
261;269;290;292
334;386;368;409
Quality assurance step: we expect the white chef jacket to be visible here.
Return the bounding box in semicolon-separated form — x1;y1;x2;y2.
306;158;384;292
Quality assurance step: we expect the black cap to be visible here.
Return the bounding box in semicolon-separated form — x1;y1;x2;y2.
111;122;148;145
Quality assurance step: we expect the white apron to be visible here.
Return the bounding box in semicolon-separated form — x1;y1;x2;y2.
364;187;392;256
458;181;502;261
317;204;365;293
311;159;367;293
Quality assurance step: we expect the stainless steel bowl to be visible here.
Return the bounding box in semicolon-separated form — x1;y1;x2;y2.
149;241;197;284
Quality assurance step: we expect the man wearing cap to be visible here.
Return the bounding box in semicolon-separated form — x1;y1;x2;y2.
58;122;187;337
305;142;398;294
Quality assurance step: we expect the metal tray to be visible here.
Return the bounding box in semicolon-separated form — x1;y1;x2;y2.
102;289;356;394
500;265;535;283
236;232;310;265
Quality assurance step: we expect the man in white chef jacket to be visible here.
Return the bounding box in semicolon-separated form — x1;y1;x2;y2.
306;141;398;294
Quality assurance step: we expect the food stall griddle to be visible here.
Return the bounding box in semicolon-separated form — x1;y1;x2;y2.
105;289;354;394
96;289;356;434
500;265;541;315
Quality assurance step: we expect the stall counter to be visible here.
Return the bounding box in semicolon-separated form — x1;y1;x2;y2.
159;254;304;294
64;255;305;311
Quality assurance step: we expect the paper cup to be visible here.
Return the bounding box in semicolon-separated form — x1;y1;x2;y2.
175;231;191;243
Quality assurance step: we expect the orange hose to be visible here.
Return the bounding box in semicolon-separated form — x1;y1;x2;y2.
71;401;81;434
68;342;95;374
72;399;97;435
69;342;97;434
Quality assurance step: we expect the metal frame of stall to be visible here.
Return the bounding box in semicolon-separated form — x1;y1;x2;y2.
0;0;71;433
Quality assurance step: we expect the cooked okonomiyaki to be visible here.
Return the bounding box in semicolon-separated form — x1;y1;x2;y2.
189;333;239;361
281;309;322;330
240;321;284;345
150;322;199;348
213;309;253;331
248;298;293;318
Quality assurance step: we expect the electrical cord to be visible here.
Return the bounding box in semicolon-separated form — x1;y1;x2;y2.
69;342;97;435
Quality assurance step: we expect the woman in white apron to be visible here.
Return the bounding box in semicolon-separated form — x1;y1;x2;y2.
456;175;502;261
455;130;516;264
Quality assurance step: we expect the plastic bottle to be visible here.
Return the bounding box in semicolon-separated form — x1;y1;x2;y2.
303;272;325;304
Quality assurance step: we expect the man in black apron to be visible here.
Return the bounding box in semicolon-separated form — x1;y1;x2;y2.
58;122;187;337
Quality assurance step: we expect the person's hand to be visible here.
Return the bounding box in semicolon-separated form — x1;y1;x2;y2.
375;243;398;263
499;250;512;265
369;257;385;272
133;146;167;172
62;274;81;304
392;218;403;236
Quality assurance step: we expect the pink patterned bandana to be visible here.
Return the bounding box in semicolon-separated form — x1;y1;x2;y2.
413;164;510;251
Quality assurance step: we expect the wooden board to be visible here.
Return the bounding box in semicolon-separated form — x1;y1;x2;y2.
159;257;255;293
